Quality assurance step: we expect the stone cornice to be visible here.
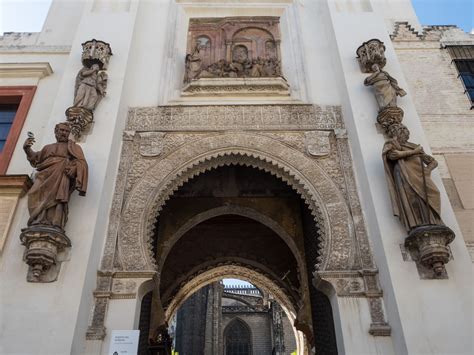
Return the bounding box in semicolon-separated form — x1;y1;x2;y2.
0;174;32;196
0;62;53;79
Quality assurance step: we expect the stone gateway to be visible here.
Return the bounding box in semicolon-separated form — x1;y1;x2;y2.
0;1;472;355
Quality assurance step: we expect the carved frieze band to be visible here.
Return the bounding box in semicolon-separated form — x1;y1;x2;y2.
126;104;343;132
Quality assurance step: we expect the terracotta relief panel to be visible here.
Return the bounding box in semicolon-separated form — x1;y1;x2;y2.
184;17;284;91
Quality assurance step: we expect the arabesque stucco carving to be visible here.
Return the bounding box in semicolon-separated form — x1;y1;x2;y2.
87;104;387;340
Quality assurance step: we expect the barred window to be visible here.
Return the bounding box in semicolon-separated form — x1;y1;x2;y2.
447;45;474;107
454;59;474;103
225;319;251;355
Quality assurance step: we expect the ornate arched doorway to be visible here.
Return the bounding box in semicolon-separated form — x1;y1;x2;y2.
135;164;336;354
87;123;389;354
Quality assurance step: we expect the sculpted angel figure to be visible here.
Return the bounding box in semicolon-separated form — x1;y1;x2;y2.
73;63;108;111
23;123;88;229
364;64;406;110
382;124;443;231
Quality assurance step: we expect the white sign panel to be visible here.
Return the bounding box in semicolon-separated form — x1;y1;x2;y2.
108;330;140;355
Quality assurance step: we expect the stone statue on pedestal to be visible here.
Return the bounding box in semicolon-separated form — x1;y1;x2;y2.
20;122;88;282
66;39;112;139
382;124;441;230
73;63;107;112
357;38;455;278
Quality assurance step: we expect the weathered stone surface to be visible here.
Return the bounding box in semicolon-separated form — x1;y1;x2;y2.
0;175;31;252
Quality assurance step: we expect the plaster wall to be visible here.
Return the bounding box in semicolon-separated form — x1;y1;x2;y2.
333;296;395;355
326;1;473;354
0;1;141;354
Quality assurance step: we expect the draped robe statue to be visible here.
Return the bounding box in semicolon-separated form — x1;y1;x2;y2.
184;44;203;83
364;64;407;111
23;123;88;229
73;63;107;111
382;124;443;231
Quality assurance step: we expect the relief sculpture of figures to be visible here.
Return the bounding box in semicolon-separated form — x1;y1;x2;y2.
364;64;406;111
20;123;89;282
183;18;284;84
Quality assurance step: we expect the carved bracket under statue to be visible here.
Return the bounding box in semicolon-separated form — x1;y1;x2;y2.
20;225;71;282
357;39;455;279
20;123;88;282
66;39;112;139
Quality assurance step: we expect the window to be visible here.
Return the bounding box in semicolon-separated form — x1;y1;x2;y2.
0;103;20;151
454;60;474;103
0;86;36;173
447;46;474;108
225;319;251;355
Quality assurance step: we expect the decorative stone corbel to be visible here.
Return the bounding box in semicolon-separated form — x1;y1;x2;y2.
66;39;112;139
356;39;387;73
20;226;71;282
357;39;455;278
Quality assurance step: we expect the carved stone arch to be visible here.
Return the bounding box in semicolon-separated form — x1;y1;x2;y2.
156;205;307;282
165;264;298;323
117;132;356;273
228;25;278;42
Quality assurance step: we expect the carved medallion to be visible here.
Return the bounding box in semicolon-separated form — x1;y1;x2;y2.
305;131;331;157
139;132;165;157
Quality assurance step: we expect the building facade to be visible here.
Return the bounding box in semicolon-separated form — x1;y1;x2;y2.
0;1;472;354
169;283;297;355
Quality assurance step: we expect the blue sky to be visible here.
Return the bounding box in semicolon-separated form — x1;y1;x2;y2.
0;0;472;34
412;0;473;32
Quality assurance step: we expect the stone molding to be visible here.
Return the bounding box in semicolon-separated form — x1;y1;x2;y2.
0;46;71;54
314;270;391;336
466;242;474;262
126;104;343;132
391;22;474;44
182;77;290;97
0;175;32;252
0;62;53;78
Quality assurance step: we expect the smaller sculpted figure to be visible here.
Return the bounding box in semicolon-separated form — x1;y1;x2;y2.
184;44;203;83
23;122;88;229
382;124;442;231
73;63;107;111
364;64;406;110
249;57;265;77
